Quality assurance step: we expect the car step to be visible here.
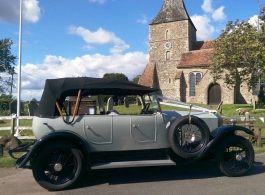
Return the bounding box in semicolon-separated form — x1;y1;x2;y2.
91;159;176;170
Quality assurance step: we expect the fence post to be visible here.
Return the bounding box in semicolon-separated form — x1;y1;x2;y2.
0;144;3;157
10;114;17;135
258;128;262;147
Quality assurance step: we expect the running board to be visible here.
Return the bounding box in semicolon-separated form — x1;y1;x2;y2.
91;159;176;170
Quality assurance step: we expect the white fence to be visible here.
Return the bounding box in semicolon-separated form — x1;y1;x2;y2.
0;116;33;131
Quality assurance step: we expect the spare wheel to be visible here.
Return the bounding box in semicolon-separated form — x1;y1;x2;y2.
168;115;210;159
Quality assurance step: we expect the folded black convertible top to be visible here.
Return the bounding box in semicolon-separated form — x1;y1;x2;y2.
35;77;158;117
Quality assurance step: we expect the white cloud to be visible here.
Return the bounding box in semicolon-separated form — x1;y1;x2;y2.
23;0;41;23
68;26;129;54
15;52;148;100
212;6;226;21
248;15;264;28
0;0;41;24
88;0;106;4
191;14;215;40
201;0;227;22
137;14;148;24
190;0;227;40
201;0;213;13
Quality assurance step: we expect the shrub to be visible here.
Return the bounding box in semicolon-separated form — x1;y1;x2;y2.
256;86;265;108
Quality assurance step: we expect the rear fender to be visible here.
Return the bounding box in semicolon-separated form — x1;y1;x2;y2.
16;131;91;169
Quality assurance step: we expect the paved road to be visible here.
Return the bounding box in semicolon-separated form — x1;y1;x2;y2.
1;154;265;195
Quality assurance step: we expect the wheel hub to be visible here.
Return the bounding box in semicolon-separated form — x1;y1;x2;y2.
54;163;63;172
184;132;195;143
236;154;243;161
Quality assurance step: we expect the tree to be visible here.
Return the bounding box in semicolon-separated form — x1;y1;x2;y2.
103;73;128;81
132;75;141;84
209;6;265;90
0;38;16;94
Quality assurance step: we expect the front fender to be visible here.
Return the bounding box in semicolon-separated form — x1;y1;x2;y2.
199;125;254;157
176;125;254;165
16;131;91;169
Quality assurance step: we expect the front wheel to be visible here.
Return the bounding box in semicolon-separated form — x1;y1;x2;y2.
32;142;85;191
216;135;254;177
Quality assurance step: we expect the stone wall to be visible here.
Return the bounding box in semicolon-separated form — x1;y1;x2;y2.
149;20;194;99
178;68;257;104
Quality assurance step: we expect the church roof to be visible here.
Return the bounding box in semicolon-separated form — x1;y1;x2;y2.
138;62;156;88
178;41;214;68
192;40;213;50
150;0;196;29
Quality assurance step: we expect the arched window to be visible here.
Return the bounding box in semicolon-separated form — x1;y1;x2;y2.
169;78;171;83
166;30;170;40
189;72;202;96
166;51;170;60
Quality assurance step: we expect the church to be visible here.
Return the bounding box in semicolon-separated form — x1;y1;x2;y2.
138;0;256;105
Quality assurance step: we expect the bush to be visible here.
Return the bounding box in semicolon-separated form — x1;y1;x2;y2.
256;86;265;108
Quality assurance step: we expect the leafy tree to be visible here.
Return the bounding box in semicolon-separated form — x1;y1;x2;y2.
102;73;129;104
132;75;141;84
257;85;265;108
209;7;265;90
103;73;128;81
0;38;16;94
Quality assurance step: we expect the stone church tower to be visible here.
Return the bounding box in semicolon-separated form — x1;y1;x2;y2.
140;0;196;99
139;0;256;105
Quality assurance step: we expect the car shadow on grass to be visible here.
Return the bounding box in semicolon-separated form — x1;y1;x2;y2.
74;158;265;189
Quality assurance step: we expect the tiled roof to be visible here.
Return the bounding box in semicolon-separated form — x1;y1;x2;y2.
178;48;213;68
192;40;213;50
138;62;156;87
150;0;196;29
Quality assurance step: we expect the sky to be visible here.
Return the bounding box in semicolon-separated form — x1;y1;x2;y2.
0;0;264;101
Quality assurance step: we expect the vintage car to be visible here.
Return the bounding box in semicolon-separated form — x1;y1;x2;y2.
11;77;255;191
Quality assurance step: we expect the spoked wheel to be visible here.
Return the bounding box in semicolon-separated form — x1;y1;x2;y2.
32;142;85;191
168;115;210;159
217;135;254;177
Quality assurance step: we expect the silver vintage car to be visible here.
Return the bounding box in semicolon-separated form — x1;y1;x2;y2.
12;77;255;191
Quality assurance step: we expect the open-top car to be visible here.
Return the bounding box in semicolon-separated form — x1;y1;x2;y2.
11;77;255;191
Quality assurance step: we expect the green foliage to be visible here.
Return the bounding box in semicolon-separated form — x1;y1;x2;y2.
132;75;141;83
0;94;12;116
102;73;129;103
210;7;265;90
103;73;129;81
257;86;265;108
0;38;17;94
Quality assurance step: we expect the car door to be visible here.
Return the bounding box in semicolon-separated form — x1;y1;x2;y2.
130;115;157;142
84;116;112;144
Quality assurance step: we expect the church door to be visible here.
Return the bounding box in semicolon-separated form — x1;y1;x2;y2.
208;84;221;105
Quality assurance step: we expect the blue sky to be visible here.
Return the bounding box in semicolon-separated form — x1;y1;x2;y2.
0;0;263;100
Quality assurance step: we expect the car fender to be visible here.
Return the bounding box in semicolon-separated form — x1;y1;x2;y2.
16;131;91;169
175;125;254;165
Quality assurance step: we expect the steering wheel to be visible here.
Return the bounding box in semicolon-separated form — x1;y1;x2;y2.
140;102;150;114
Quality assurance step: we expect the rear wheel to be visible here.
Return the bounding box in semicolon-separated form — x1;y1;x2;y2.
32;142;85;191
217;135;254;177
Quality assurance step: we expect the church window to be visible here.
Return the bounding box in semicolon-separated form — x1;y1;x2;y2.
166;51;170;60
189;72;202;96
169;78;171;83
165;30;170;40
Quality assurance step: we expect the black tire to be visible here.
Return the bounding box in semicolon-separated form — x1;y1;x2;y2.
168;115;210;159
216;135;254;177
32;142;85;191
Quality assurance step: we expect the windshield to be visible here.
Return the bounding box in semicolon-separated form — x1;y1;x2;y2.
147;92;161;112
